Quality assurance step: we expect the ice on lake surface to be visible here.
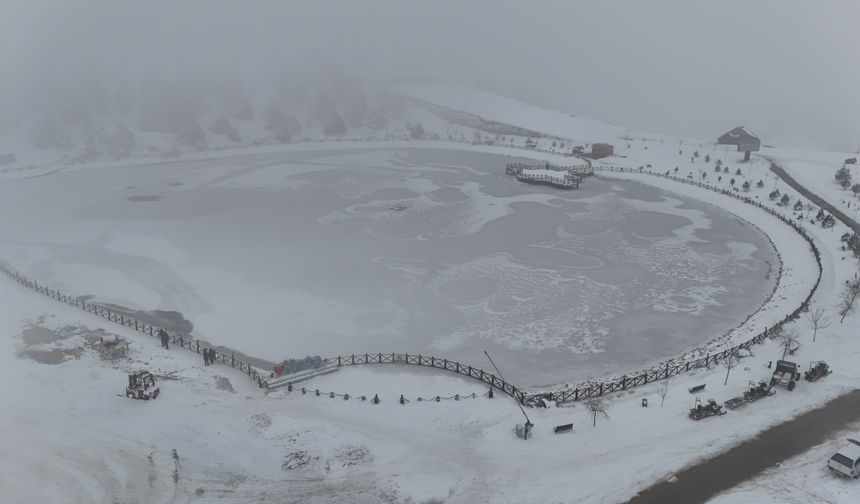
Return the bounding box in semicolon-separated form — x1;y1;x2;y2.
0;148;777;387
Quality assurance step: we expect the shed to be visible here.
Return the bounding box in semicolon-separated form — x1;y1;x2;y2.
718;127;760;161
590;143;614;159
718;126;759;146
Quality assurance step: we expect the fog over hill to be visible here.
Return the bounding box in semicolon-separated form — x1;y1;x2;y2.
1;0;858;158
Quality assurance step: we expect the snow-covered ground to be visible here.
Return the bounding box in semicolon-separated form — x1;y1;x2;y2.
3;84;860;503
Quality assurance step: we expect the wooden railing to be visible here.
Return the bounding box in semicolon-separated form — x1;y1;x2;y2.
0;261;271;388
271;353;526;403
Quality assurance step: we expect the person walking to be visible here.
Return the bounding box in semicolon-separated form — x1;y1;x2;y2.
158;329;169;349
203;348;209;366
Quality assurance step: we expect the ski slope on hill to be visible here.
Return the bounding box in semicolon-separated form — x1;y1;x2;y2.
392;82;637;143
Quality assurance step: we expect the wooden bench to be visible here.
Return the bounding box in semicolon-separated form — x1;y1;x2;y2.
688;384;706;394
553;423;574;434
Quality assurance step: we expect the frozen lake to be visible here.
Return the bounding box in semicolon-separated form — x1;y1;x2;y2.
0;147;778;386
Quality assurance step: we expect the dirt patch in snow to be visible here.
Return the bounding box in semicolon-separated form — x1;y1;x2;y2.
18;324;82;364
17;322;123;365
282;451;313;471
21;325;64;345
250;413;272;430
333;445;372;467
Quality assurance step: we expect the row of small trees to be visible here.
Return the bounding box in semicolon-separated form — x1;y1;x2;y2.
835;165;860;196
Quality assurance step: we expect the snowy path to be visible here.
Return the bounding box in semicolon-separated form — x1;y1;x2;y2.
627;389;860;504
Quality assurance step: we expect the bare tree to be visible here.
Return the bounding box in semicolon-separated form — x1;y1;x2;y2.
721;349;740;386
586;399;610;427
778;329;801;360
838;276;860;323
807;306;832;342
657;379;670;407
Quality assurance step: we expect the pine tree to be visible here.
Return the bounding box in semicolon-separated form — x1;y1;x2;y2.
836;166;852;189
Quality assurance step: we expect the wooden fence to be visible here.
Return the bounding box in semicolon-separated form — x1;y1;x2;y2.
0;261;270;388
278;353;526;402
533;165;824;404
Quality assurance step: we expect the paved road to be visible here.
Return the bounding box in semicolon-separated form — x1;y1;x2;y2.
625;389;860;504
769;160;860;234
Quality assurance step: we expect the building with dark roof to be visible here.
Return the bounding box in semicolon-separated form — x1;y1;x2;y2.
589;143;614;159
718;126;760;147
718;126;760;161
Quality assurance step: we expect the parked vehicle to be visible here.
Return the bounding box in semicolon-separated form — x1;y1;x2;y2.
688;398;726;420
743;381;776;402
804;361;832;382
126;371;160;400
828;439;860;478
770;360;801;391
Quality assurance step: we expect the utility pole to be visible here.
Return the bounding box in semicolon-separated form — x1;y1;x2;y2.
484;350;532;440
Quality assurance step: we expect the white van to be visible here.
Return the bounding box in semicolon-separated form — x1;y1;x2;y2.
827;439;860;478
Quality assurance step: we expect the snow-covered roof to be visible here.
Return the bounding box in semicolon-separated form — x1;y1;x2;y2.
835;441;860;460
721;126;760;142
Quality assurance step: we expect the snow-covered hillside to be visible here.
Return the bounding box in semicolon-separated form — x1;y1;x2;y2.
391;81;634;144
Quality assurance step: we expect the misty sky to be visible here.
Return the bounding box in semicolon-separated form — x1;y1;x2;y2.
2;0;858;151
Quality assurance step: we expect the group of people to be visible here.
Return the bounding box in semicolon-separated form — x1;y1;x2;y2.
157;327;216;366
203;347;217;366
158;328;169;349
